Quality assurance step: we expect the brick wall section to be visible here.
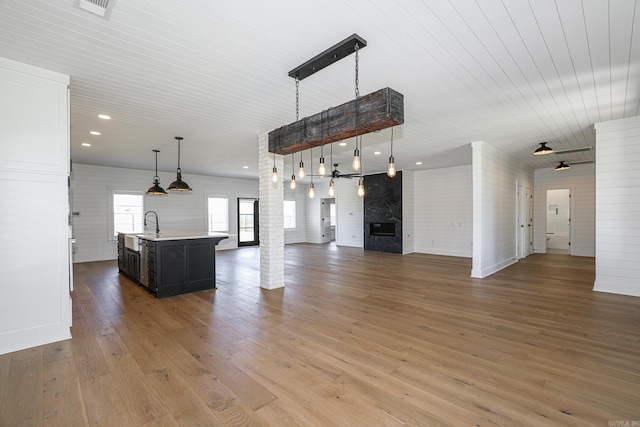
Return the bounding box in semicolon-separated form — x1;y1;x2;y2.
258;131;285;289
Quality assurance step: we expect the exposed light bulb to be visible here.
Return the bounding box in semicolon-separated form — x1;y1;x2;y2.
387;156;396;178
318;157;326;176
272;166;278;183
308;182;315;199
328;179;335;197
352;148;361;171
290;174;296;190
298;161;305;179
357;178;365;197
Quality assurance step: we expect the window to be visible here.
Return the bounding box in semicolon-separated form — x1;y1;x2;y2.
284;200;296;229
112;191;144;237
208;196;229;233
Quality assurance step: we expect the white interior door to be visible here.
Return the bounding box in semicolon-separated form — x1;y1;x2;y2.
321;199;332;243
526;187;533;256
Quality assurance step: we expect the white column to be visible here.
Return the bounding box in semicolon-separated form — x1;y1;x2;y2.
258;131;285;289
593;116;640;297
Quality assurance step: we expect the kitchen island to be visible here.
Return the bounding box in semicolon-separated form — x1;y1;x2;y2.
118;231;228;298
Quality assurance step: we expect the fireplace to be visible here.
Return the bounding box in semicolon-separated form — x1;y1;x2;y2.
370;222;395;236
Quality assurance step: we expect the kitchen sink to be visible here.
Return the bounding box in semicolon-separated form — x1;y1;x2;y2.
124;234;140;251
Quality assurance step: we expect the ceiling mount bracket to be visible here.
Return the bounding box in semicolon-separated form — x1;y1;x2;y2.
288;34;367;81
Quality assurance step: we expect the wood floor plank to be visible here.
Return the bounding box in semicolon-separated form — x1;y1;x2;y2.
0;347;44;427
42;358;88;425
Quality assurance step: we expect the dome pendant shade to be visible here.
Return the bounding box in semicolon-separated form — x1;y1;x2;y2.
147;181;167;195
146;149;167;195
534;142;554;156
555;161;570;171
168;137;192;191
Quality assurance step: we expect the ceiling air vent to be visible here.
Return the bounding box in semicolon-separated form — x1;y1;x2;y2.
77;0;112;18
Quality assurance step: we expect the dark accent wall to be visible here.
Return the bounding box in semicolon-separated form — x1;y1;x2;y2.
364;171;402;253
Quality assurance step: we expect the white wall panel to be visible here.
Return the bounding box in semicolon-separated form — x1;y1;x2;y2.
402;171;415;254
334;178;363;248
472;141;533;278
71;163;259;262
593;116;640;297
283;184;307;244
413;165;472;257
0;58;71;355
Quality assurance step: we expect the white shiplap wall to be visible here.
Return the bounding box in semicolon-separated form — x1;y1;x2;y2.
413;165;473;257
533;164;595;256
334;178;364;248
402;171;415;254
593;116;640;297
284;183;307;244
304;180;329;244
71;163;259;263
471;141;534;278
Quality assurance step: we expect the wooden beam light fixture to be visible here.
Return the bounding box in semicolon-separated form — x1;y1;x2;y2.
269;88;403;155
269;34;404;155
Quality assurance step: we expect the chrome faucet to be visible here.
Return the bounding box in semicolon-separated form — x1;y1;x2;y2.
144;210;160;234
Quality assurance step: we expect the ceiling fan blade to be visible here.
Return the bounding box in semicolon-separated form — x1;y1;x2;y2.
567;160;594;165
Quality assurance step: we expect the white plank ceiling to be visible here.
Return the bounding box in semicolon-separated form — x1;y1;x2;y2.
0;0;638;181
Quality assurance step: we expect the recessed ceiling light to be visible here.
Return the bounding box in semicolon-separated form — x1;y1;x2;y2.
98;114;111;120
416;161;422;165
90;131;101;135
373;151;381;155
339;142;347;146
243;166;249;169
81;143;91;147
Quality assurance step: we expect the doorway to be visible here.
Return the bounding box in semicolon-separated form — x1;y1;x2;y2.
238;198;259;247
546;189;570;254
321;198;335;243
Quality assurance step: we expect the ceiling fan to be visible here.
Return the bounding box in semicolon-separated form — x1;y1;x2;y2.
331;164;359;179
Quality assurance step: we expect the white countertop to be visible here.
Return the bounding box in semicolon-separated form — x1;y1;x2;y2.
135;231;229;242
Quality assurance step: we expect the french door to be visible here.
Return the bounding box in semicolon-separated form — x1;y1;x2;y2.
238;198;259;246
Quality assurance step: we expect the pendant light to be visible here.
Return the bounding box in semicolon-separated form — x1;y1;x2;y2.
168;136;192;191
318;144;326;176
387;127;397;178
290;154;296;190
555;161;570;171
146;149;167;195
354;43;364;197
357;177;365;197
298;150;305;179
352;143;360;171
308;147;315;198
271;152;278;183
534;142;554;156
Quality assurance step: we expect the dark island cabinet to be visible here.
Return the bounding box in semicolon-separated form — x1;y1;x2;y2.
146;237;224;298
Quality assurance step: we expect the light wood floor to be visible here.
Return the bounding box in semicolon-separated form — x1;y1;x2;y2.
1;245;639;426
